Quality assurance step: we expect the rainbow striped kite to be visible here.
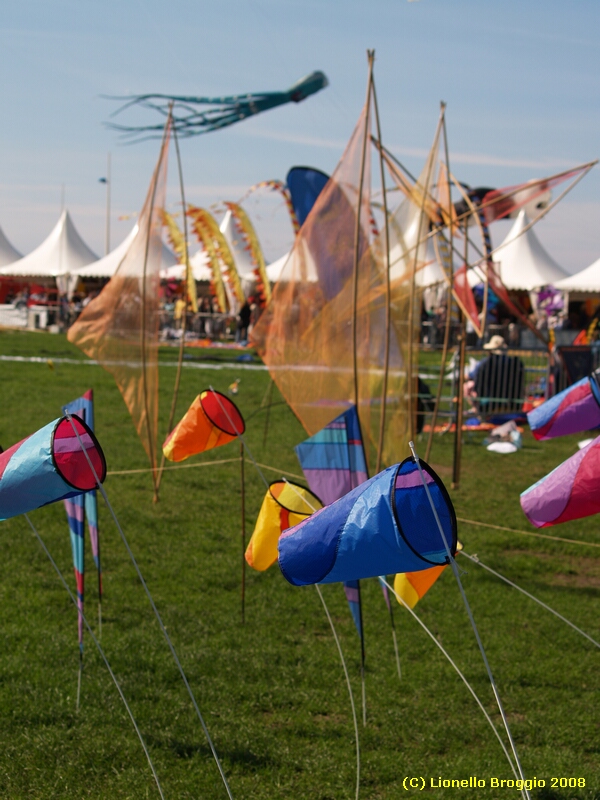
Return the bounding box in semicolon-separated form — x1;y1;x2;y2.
62;390;103;650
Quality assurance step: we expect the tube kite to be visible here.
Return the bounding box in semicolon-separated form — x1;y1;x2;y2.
0;416;106;521
245;481;322;572
521;437;600;527
107;71;328;141
162;390;245;463
528;370;600;440
279;458;457;586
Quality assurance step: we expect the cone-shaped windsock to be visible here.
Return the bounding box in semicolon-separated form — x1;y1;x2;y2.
162;389;245;462
0;416;106;521
246;481;322;571
521;437;600;527
278;458;457;586
528;371;600;440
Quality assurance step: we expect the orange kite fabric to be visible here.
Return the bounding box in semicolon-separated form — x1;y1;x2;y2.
162;389;245;462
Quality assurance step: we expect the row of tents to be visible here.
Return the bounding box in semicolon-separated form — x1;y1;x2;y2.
1;203;600;301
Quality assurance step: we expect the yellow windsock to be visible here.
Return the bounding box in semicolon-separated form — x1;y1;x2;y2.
245;481;322;571
394;541;463;608
162;389;245;463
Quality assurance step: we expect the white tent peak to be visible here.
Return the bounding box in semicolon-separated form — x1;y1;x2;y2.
555;255;600;294
493;209;569;291
0;209;98;278
72;224;179;279
0;225;23;266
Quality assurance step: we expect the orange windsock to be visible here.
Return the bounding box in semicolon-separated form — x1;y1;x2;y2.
393;542;462;608
162;389;245;462
245;481;322;571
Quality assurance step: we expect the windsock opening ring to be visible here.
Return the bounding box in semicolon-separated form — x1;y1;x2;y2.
52;415;107;491
200;390;245;437
268;480;322;516
392;457;457;567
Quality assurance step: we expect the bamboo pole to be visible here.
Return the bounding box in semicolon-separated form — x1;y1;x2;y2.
370;70;391;474
451;228;469;489
240;440;246;624
140;112;171;501
154;114;190;501
406;109;444;444
352;51;375;414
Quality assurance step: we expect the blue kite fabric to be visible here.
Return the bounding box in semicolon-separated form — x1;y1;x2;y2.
295;405;369;641
528;369;600;440
279;458;457;586
286;166;330;228
63;390;103;649
294;405;368;506
0;416;106;521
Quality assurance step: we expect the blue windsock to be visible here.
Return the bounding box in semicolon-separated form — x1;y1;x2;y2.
0;416;106;521
278;458;457;586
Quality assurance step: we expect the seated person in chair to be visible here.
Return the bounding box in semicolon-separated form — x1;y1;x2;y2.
464;335;525;417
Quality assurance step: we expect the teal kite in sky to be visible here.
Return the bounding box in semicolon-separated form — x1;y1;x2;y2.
108;71;328;141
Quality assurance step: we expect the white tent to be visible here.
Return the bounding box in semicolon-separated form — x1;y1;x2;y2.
72;225;179;279
555;256;600;294
492;209;569;290
0;210;98;283
160;247;212;282
0;225;22;266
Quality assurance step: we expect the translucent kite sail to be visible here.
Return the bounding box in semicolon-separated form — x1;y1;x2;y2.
528;371;600;440
252;100;429;473
162;389;245;463
0;417;106;521
68;120;171;489
63;390;103;650
279;458;457;585
245;481;322;571
521;437;600;527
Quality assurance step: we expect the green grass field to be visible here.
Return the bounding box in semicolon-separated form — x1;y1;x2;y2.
0;329;598;799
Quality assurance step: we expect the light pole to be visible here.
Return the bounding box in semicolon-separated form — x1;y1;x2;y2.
99;153;111;255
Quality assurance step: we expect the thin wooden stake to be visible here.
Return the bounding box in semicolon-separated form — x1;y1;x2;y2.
240;440;246;624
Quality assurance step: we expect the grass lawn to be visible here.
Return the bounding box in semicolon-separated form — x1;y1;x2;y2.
0;328;598;799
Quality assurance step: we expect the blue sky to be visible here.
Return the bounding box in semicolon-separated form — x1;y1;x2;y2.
1;0;599;270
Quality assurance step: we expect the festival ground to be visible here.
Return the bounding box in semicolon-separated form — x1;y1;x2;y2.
0;328;598;799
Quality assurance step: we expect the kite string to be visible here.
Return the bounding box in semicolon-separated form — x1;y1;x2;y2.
24;514;166;800
408;441;531;800
214;440;360;800
316;584;361;800
456;516;600;550
64;412;235;800
378;578;522;788
460;551;600;650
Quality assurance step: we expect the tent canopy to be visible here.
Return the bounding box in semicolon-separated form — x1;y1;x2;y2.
0;225;23;267
0;210;98;279
493;209;569;291
555;256;600;294
73;225;178;279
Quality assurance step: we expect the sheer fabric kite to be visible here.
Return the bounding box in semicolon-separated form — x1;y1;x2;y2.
68;120;171;491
